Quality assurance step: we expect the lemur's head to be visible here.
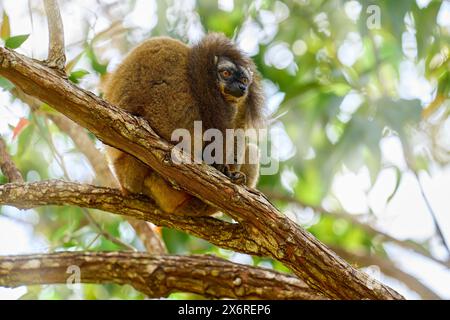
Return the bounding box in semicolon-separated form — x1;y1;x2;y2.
215;56;253;104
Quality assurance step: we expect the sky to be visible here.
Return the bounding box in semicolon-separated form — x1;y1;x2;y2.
0;0;449;299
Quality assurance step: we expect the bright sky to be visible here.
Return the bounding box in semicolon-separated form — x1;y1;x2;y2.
0;0;449;299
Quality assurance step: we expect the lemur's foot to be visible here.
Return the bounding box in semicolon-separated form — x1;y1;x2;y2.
214;164;246;185
229;171;247;185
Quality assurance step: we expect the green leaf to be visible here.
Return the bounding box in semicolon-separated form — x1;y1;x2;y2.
413;1;441;59
294;164;324;205
386;167;402;204
69;69;90;84
16;119;35;162
379;0;415;41
39;103;59;115
340;117;382;175
86;46;108;75
65;50;85;73
0;76;14;90
376;98;422;134
365;143;382;185
5;34;30;49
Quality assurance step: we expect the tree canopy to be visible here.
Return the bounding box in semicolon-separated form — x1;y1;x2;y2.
0;0;449;300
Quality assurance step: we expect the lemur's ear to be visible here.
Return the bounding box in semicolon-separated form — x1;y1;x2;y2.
214;55;218;65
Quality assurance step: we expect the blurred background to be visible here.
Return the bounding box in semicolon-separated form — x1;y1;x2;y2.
0;0;449;299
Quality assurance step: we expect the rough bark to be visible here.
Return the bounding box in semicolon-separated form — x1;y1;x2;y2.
0;252;326;299
266;191;450;268
0;47;404;299
0;137;24;183
10;88;166;254
7;94;140;252
48;114;167;254
0;180;264;255
43;0;66;70
331;246;441;300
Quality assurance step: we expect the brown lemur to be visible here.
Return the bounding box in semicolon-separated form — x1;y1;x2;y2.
104;33;265;216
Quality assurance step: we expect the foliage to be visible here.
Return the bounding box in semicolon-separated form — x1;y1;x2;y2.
0;0;449;299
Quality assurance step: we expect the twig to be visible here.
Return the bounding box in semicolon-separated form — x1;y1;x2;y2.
43;0;66;71
126;218;167;254
414;171;450;256
33;116;70;179
0;137;24;183
81;208;136;251
47;114;117;186
85;233;101;249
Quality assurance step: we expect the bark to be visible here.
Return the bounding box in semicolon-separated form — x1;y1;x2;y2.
0;137;23;183
126;218;167;254
0;47;404;299
48;114;167;254
331;246;441;300
265;191;450;268
0;252;326;299
11;88;166;254
43;0;66;70
0;180;263;255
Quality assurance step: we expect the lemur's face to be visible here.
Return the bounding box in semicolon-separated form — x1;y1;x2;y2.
216;56;253;104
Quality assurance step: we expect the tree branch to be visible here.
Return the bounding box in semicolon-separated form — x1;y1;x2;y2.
48;114;167;254
0;251;325;299
11;88;167;254
330;246;441;300
0;180;264;256
0;47;404;299
43;0;66;71
0;137;23;183
126;218;167;254
48;114;117;186
265;190;450;268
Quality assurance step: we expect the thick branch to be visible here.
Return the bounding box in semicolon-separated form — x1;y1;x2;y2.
0;47;404;299
331;246;441;300
0;252;325;299
48;114;166;254
12;87;166;254
43;0;66;70
0;137;23;183
266;191;450;268
0;180;264;255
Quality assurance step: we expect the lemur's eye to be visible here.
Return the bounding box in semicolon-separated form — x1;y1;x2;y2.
242;78;248;84
221;70;231;78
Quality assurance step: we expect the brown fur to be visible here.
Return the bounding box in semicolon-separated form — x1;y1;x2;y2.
188;33;265;133
104;33;265;216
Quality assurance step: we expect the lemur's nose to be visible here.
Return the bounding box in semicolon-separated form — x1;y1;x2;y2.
238;83;247;92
